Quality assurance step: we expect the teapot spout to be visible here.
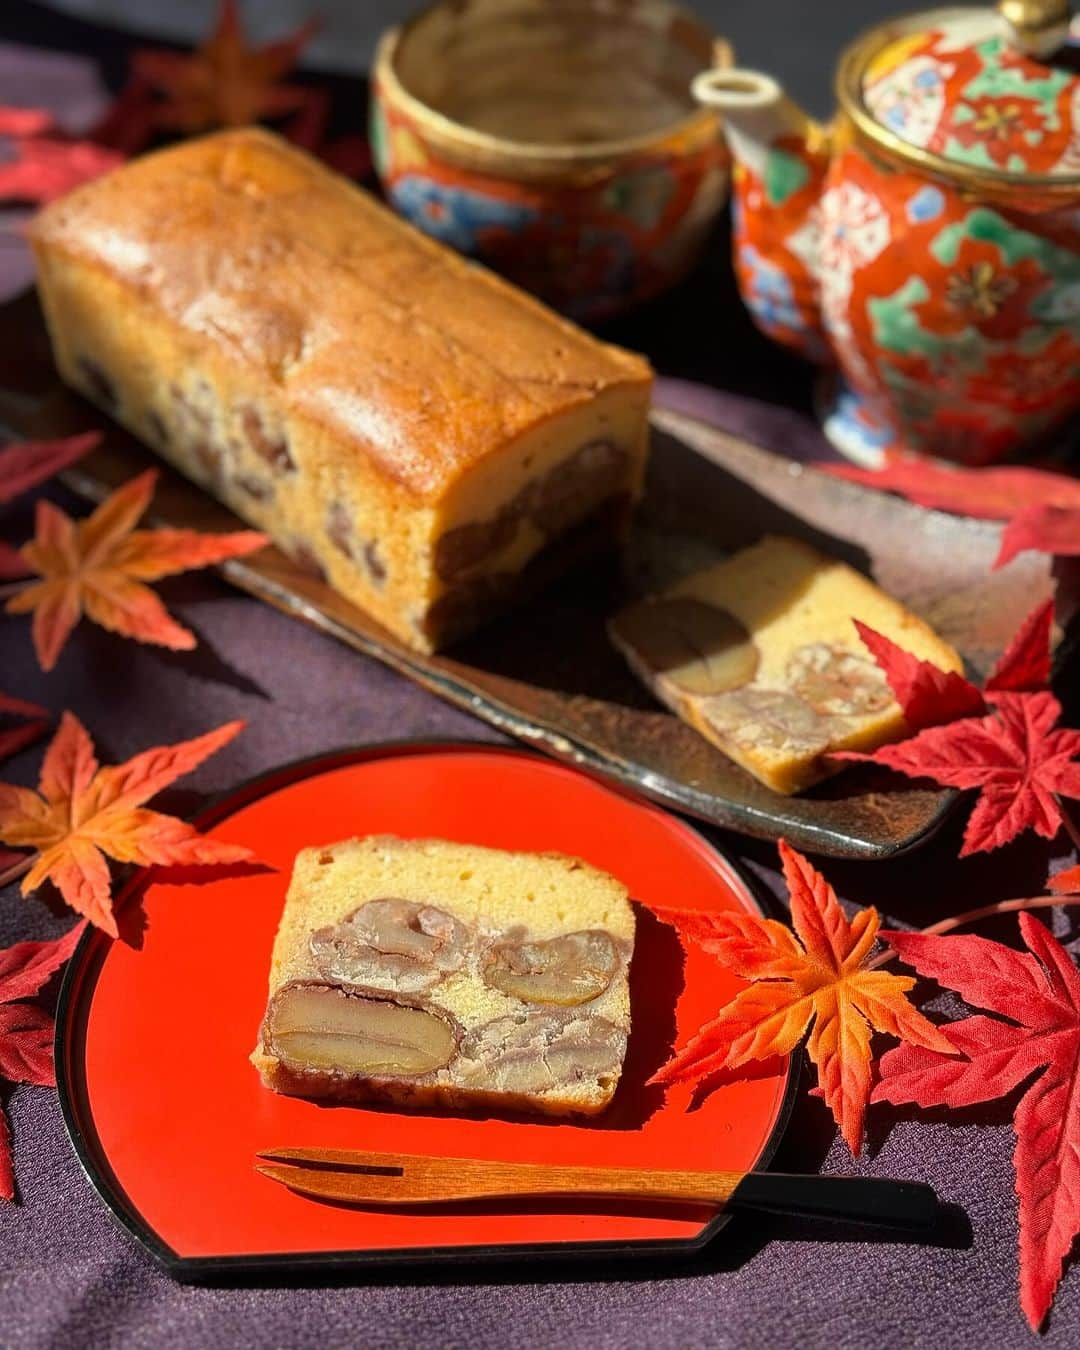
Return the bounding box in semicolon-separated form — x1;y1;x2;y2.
693;70;824;183
693;69;832;361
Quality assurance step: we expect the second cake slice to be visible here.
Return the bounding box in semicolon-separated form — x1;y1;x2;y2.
609;535;964;794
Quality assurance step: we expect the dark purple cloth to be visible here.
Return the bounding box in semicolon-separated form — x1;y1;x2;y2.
1;36;1079;1350
5;506;1079;1350
3;412;1078;1350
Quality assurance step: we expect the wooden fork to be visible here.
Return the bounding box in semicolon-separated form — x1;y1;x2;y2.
256;1147;941;1230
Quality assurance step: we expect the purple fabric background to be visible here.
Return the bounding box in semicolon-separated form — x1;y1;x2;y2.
2;36;1079;1350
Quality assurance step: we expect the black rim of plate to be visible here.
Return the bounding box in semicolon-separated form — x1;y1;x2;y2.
54;739;801;1284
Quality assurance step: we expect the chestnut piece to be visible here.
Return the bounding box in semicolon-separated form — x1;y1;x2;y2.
363;539;387;585
326;500;355;559
701;687;833;758
311;898;470;994
613;596;759;696
267;984;458;1077
242;405;295;473
482;929;619;1005
193;440;225;486
434;513;518;583
289;540;327;581
458;1010;626;1095
529;441;627;534
787;643;893;719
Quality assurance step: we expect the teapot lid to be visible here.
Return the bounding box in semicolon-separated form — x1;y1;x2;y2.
840;2;1080;193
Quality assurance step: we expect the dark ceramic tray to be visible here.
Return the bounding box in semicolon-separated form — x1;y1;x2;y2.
0;290;1065;859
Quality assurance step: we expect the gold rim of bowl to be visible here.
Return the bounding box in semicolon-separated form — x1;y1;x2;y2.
373;5;733;182
835;5;1080;199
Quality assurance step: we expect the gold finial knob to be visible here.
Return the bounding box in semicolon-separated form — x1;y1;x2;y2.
998;0;1072;58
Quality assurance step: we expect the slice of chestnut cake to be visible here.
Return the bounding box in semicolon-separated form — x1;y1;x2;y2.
253;836;635;1117
609;535;964;795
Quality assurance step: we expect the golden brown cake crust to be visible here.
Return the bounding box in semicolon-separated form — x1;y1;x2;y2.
29;128;651;504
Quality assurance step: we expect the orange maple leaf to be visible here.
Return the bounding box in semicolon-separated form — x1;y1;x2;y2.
0;712;253;937
132;0;318;134
650;840;954;1154
5;470;267;671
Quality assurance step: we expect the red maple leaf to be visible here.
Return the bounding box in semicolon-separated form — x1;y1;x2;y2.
0;693;49;765
275;86;373;178
4;469;267;670
276;82;328;151
86;74;160;156
853;620;986;731
823;452;1080;572
0;432;101;505
851;599;1053;730
843;691;1080;856
0;921;85;1200
650;841;952;1154
875;915;1080;1329
996;504;1080;570
93;9;365;174
0;109;124;203
843;602;1075;854
983;599;1055;696
823;450;1080;522
0;109;53;138
131;0;318;136
0;712;253;936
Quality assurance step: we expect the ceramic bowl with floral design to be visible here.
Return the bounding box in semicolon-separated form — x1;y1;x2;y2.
372;0;732;319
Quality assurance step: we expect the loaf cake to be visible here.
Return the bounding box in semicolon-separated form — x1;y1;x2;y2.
609;535;964;795
252;836;635;1117
29;129;653;651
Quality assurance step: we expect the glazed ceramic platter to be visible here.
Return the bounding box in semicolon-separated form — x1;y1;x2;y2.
0;290;1066;859
56;744;797;1277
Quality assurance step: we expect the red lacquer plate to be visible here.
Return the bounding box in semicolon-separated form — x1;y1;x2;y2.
56;743;796;1279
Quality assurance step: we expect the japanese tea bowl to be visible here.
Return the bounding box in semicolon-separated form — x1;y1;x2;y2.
371;0;732;319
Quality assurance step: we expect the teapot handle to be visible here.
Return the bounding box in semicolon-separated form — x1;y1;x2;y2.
998;0;1073;58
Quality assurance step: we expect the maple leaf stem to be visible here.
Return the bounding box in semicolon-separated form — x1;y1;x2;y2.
0;582;30;601
1057;798;1080;853
0;853;33;889
871;895;1079;964
919;895;1077;939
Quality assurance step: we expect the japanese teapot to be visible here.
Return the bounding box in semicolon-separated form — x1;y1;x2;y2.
694;0;1080;464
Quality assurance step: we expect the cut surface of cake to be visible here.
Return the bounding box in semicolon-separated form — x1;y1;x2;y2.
609;535;964;795
253;836;635;1117
29;128;652;652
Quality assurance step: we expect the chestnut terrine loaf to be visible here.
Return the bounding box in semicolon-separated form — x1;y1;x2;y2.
253;836;635;1117
29;129;653;650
